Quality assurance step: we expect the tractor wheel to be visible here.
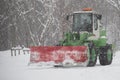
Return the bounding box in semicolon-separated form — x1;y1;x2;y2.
87;44;97;67
99;45;113;65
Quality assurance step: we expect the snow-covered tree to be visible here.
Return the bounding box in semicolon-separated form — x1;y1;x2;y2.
106;0;120;49
0;0;120;50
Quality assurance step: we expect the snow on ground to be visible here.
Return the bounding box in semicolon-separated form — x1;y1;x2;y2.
0;50;120;80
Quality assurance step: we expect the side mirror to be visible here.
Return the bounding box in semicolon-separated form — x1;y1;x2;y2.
97;15;102;20
66;15;69;20
66;14;73;20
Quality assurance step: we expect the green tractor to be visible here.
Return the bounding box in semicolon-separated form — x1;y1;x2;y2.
59;8;113;66
30;8;113;67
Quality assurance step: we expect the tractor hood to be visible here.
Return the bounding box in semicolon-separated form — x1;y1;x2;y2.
59;32;88;46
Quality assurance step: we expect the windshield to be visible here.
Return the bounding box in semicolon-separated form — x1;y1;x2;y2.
73;13;92;32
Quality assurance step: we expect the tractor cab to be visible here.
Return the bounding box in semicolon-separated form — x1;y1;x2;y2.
73;11;102;32
72;8;102;39
62;8;103;46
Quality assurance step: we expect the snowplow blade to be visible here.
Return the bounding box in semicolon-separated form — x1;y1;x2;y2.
30;46;88;66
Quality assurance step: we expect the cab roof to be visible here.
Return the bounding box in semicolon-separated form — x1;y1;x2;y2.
73;11;99;14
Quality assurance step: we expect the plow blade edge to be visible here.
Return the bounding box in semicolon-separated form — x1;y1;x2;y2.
30;46;88;66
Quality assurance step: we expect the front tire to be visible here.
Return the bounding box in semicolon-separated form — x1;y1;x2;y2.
87;43;97;67
99;44;113;65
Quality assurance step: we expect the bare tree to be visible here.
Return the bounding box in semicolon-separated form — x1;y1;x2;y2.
106;0;120;49
0;0;119;50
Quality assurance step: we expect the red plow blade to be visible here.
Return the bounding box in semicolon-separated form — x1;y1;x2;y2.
30;46;88;66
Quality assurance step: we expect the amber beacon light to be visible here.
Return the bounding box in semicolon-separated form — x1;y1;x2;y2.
82;8;92;11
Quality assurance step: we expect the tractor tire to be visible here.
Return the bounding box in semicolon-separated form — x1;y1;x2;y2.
87;43;97;67
99;45;113;65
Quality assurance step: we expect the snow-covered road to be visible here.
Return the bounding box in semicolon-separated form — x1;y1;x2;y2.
0;50;120;80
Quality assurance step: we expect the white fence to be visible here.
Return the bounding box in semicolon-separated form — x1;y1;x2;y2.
11;47;30;56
